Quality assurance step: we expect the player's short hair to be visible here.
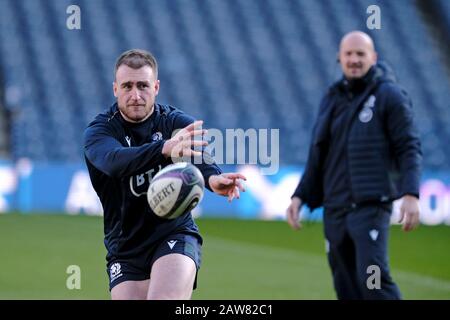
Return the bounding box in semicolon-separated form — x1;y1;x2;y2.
114;49;158;79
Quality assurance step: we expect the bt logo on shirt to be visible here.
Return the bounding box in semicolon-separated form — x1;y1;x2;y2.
129;165;163;197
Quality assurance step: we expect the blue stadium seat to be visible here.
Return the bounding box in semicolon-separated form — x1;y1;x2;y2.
0;0;448;168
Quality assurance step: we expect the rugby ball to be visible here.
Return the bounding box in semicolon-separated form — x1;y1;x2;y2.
147;162;205;219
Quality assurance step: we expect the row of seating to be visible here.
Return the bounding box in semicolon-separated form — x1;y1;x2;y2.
0;0;448;168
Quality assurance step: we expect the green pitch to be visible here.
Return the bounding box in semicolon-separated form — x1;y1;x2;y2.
0;214;449;299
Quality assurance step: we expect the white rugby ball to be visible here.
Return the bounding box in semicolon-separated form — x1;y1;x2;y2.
147;162;205;219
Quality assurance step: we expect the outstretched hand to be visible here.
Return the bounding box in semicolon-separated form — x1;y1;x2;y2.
162;120;208;159
209;173;247;202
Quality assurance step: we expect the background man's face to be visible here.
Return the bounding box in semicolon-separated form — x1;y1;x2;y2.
339;36;377;80
113;65;160;122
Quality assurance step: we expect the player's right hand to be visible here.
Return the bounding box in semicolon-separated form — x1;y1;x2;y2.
162;120;208;159
286;196;302;230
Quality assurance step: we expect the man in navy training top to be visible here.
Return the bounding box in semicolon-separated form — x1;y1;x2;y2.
84;49;246;300
286;31;422;299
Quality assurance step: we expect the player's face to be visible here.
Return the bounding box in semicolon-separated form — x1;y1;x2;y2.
339;37;377;80
113;65;160;123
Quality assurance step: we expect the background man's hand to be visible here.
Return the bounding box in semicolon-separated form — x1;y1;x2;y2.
398;195;420;232
286;196;302;230
209;173;247;202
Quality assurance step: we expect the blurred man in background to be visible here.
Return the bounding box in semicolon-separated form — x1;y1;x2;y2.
84;49;245;300
286;31;422;299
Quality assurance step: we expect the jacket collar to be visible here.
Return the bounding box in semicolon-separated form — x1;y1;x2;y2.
108;102;161;124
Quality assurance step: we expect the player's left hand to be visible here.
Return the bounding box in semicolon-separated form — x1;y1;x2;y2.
398;194;420;232
209;173;247;202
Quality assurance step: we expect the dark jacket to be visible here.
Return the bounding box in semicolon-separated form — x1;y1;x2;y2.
84;103;222;260
293;62;422;210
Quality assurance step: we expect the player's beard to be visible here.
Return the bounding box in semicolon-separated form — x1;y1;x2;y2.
119;102;154;123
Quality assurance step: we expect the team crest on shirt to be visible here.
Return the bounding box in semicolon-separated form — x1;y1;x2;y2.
151;132;163;141
359;108;373;123
359;95;376;123
364;95;376;109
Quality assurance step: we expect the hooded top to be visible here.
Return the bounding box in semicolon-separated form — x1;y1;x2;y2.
293;62;422;211
84;103;222;261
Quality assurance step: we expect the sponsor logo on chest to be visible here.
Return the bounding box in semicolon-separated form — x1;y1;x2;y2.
129;165;163;197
